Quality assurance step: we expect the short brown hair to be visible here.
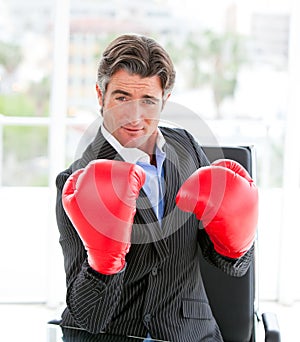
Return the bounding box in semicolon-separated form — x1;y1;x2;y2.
97;34;176;99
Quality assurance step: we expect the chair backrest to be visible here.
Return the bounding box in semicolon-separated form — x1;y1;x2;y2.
200;146;256;342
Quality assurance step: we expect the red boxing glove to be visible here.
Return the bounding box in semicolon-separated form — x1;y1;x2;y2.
62;160;146;274
176;159;258;258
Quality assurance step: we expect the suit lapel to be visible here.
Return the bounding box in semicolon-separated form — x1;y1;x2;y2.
72;127;121;171
132;142;183;261
93;128;120;161
133;189;162;241
132;144;183;263
161;143;182;236
163;144;181;216
132;189;170;263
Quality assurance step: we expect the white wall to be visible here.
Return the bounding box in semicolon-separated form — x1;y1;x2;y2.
0;187;65;304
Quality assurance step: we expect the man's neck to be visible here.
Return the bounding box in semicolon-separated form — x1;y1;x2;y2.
136;132;158;160
100;124;165;166
150;154;157;167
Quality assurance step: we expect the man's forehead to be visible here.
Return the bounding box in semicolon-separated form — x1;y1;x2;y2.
108;70;163;94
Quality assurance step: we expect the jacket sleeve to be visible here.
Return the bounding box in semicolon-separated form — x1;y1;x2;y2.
55;169;125;333
183;129;253;277
198;228;254;277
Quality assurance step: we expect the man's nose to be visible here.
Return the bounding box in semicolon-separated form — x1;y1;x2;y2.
127;100;143;124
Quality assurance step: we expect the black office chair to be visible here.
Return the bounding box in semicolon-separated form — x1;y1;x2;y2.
201;145;280;342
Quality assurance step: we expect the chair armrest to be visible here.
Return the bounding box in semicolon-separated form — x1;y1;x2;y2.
48;318;62;325
47;320;61;342
262;312;281;342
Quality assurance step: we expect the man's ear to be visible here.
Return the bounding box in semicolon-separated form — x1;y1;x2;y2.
95;83;104;107
162;93;171;110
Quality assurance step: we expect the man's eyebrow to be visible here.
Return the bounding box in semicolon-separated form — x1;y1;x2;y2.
111;89;131;96
111;90;160;102
142;95;160;102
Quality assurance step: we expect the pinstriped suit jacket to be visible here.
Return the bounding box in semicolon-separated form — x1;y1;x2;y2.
55;126;253;342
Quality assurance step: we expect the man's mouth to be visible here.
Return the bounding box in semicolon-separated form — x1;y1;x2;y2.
122;126;144;132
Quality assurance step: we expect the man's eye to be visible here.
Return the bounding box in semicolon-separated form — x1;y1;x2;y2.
142;99;156;105
116;96;127;102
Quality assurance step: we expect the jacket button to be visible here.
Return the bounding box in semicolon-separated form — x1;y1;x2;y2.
151;266;158;276
144;313;151;323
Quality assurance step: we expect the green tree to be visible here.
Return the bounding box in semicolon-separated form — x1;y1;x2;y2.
175;30;248;118
27;76;50;117
201;30;247;118
0;40;22;74
0;93;34;116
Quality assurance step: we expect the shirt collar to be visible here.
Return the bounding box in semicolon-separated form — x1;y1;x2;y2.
100;124;166;165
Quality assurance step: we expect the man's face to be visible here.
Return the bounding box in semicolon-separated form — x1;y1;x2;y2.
96;69;168;154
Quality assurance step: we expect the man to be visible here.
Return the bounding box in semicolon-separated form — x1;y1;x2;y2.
56;34;258;341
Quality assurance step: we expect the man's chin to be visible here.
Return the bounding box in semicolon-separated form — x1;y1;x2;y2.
122;135;156;153
123;137;149;149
